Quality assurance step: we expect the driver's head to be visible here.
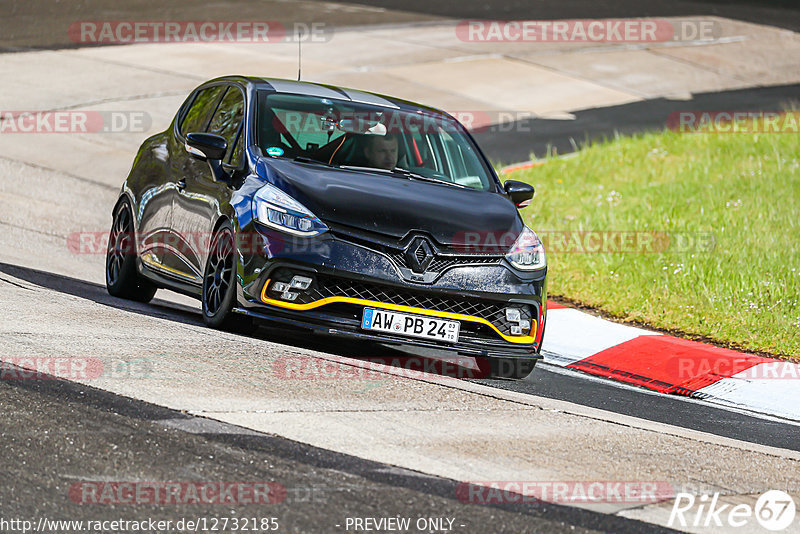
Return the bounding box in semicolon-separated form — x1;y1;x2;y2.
363;134;398;170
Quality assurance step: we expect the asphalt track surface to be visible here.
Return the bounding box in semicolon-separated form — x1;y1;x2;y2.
3;262;799;452
0;0;439;52
4;0;800;51
335;0;800;34
0;262;686;533
1;357;671;534
474;83;800;163
4;0;799;165
333;0;800;164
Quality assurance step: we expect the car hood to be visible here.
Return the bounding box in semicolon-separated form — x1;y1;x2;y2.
258;158;523;247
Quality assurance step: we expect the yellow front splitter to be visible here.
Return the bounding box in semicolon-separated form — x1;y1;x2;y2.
260;279;536;344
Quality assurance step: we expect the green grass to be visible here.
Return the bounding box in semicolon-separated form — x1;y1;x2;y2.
504;128;800;359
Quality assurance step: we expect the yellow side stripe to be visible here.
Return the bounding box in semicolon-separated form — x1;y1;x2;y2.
260;279;536;344
141;253;197;281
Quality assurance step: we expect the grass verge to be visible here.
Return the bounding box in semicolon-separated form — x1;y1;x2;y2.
504;126;800;359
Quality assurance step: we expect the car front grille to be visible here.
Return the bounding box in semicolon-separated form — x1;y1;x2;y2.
386;252;501;273
267;268;535;339
328;227;503;275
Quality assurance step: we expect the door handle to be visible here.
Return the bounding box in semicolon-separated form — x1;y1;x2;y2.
177;180;186;191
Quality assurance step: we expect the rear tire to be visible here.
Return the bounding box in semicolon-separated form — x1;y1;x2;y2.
201;223;256;334
106;201;157;303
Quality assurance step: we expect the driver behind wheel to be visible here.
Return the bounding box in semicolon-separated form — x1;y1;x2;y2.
363;134;399;170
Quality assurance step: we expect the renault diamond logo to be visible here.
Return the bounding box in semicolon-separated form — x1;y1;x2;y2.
405;237;434;274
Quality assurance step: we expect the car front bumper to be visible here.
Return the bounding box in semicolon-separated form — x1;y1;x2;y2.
235;224;547;358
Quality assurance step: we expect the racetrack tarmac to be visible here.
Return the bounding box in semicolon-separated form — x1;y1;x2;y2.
335;0;800;34
475;82;800;164
3;261;799;453
1;262;799;532
2;359;667;534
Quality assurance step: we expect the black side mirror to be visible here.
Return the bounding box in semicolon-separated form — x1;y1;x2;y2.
185;132;231;184
185;132;227;161
504;180;535;208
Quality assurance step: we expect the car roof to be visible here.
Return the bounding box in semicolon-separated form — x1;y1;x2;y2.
212;75;452;117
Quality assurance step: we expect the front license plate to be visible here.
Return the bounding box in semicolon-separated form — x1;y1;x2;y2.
361;308;460;343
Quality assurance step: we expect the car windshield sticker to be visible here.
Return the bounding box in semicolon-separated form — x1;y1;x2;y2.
266;146;284;157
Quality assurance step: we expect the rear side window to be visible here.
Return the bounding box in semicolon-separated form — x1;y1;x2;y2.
208;87;245;165
180;86;225;136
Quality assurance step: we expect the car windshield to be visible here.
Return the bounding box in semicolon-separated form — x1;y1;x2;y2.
256;91;495;191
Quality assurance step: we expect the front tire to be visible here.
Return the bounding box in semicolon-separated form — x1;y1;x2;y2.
201;223;256;334
106;201;157;303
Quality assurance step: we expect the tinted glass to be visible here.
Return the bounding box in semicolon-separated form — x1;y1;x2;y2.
208;87;245;147
180;86;224;136
271;105;346;151
256;91;494;191
227;127;244;166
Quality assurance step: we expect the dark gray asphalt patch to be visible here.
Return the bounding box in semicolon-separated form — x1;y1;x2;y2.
473;364;800;452
0;361;677;533
2;261;797;454
329;0;800;34
0;0;438;52
473;83;800;164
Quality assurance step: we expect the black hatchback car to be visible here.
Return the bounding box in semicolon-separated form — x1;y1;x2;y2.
106;76;547;378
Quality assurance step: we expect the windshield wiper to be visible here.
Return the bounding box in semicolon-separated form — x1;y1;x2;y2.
338;165;465;188
390;168;466;188
293;156;333;167
338;165;393;174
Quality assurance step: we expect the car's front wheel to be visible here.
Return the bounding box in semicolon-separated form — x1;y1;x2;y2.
106;201;157;303
202;223;256;334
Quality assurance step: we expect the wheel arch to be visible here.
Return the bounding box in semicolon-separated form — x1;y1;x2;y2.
111;191;139;230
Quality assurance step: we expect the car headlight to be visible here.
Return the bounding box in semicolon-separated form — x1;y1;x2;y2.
253;183;328;237
505;226;546;271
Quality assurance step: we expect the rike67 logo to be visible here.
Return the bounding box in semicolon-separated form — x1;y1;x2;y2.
669;490;797;531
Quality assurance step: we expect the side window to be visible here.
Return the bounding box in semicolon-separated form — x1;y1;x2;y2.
227;126;244;166
180;86;224;136
439;128;488;189
208;87;245;162
442;136;467;177
409;130;434;168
